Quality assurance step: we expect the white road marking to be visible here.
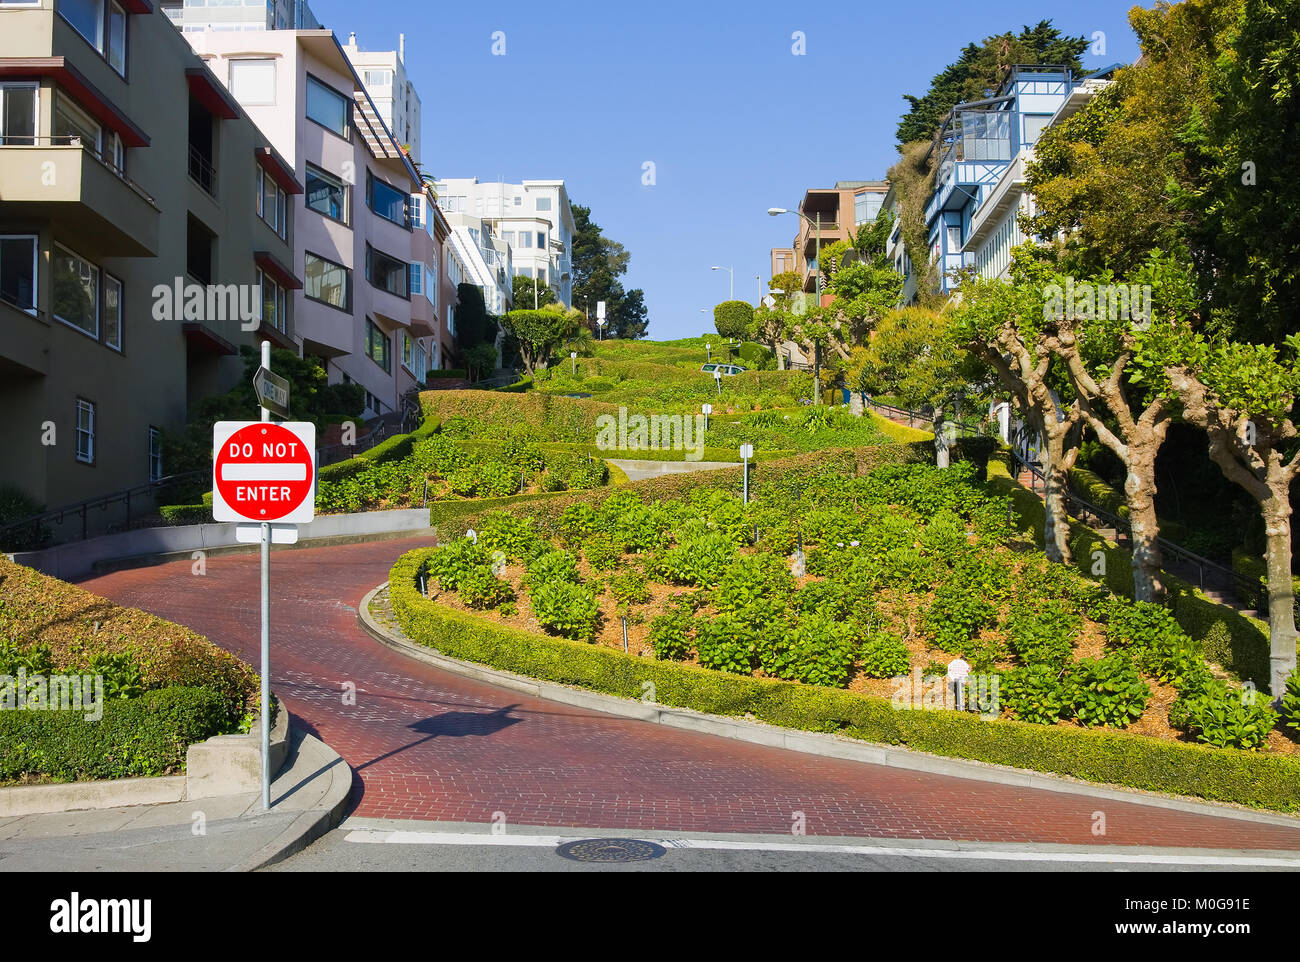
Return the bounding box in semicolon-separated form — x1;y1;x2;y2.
342;830;1300;866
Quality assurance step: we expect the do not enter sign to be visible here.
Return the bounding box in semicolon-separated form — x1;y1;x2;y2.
213;421;316;523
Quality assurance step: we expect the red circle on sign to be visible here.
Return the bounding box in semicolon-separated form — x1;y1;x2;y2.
215;423;313;522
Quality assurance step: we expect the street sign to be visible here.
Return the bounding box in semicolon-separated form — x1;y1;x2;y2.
740;444;754;459
213;421;316;524
596;301;606;320
763;295;776;309
702;403;713;415
235;524;300;545
253;367;291;421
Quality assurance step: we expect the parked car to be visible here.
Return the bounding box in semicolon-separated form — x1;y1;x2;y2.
700;364;747;376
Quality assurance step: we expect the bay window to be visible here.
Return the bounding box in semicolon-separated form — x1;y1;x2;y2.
0;235;37;313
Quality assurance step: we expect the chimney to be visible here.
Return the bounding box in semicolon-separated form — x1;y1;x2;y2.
348;31;357;47
399;33;406;62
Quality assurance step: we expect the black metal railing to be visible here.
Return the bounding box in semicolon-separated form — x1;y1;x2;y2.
0;470;207;552
862;396;985;438
316;421;390;468
188;144;216;196
1006;446;1284;618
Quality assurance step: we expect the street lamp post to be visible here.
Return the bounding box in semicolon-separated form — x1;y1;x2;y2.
711;265;734;300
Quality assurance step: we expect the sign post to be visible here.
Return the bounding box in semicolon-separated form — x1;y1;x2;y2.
740;443;754;505
596;301;606;341
702;402;712;433
714;368;722;395
212;342;315;810
570;350;577;376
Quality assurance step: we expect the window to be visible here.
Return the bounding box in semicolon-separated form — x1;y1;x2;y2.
365;317;390;372
148;426;162;482
410;193;425;229
53;244;99;337
59;0;126;77
54;91;99;152
304;251;351;310
854;192;883;226
0;84;37;146
536;196;551;212
230;59;276;105
519;232;533;249
501;231;515;246
75;398;95;465
0;235;37;313
366;243;408;298
537;268;546;285
260;270;288;333
305;163;348;223
409;262;422;296
256;168;287;238
537;231;546;248
518;266;532;278
363;69;392;88
186;216;214;285
401;332;413;370
305;74;349;138
447;304;455;336
367;171;408;228
1023;114;1051;147
103;273;121;350
947;224;962;253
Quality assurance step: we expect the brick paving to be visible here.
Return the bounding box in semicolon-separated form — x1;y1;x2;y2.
81;539;1300;849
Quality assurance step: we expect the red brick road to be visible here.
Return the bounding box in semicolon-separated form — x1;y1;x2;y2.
81;539;1300;849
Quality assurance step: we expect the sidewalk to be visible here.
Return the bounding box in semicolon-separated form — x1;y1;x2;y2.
0;724;351;873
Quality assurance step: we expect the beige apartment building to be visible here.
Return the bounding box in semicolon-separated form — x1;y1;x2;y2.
774;180;888;299
0;0;299;519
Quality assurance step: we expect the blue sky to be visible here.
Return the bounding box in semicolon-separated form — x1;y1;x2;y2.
312;0;1144;339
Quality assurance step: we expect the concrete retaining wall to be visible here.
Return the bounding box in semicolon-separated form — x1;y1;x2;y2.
8;509;431;580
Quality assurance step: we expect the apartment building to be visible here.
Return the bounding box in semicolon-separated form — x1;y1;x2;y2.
342;31;420;165
780;180;888;301
409;184;457;374
0;0;299;515
161;0;321;32
962;71;1118;282
443;211;512;319
184;28;427;419
437;177;575;308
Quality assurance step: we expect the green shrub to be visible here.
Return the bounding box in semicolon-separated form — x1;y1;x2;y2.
607;569;651;611
658;532;737;587
860;631;910;679
85;651;146;700
694;614;759;675
1170;681;1278;751
1281;669;1299;736
1004;603;1079;668
458;567;515;610
712;552;793;613
529;580;600;641
425;537;491;591
648;603;695;661
159;504;209;525
0;687;228;783
582;533;623;571
475;511;542;562
524;549;581;590
1067;654;1150;729
1002;663;1070;725
925;581;997;653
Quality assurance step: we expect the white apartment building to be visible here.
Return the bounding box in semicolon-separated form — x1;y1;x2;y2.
162;0;322;32
444;213;512;319
342;32;421;164
436;178;575;308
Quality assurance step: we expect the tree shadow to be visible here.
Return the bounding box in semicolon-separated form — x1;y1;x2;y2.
353;704;523;774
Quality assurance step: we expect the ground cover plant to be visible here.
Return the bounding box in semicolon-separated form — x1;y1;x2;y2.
400;458;1297;756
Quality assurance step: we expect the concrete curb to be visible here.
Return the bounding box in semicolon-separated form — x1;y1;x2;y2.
358;582;1300;833
227;724;353;873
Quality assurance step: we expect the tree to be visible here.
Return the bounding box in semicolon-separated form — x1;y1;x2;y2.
713;300;753;340
855;307;979;413
570;200;649;339
952;263;1084;564
1167;337;1300;696
854;209;895;266
500;305;581;375
1051;251;1204;603
511;273;556;311
896;20;1089;147
463;343;498;382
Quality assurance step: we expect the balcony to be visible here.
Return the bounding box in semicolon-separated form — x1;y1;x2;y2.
0;139;158;257
0;298;50;377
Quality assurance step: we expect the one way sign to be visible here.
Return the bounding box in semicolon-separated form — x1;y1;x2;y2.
253;366;291;420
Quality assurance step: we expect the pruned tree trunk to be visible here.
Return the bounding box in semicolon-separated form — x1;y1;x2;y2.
1168;365;1299;696
1124;444;1166;603
1041;422;1080;564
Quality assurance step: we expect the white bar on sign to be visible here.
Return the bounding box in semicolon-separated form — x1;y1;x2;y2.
221;463;308;482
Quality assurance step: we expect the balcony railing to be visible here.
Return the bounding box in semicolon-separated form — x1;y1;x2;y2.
1;135;156;206
188;143;216;196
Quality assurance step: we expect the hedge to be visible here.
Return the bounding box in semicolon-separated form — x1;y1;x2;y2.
426;369;468;380
1068;466;1188;542
987;454;1277;687
0;686;228;784
1232;546;1300;604
388;551;1300;813
867;412;933;444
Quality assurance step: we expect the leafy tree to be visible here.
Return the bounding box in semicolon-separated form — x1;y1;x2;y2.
896;20;1089;147
854;208;895;266
713;300;753;340
951;261;1084;564
855;307;979;413
1193;0;1300;345
463;343;498;382
511;273;556;310
570;200;648;339
1167;337;1300;695
500;306;582;375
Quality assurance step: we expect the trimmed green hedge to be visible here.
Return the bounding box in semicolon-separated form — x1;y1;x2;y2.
0;686;228;784
427;369;467;379
988;455;1277;687
388;550;1300;812
1232;546;1300;604
868;412;932;444
317;417;442;484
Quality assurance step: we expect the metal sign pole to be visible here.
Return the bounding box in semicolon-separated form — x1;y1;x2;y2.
259;340;271;811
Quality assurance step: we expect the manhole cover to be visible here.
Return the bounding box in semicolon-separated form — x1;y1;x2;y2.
555;838;667;863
